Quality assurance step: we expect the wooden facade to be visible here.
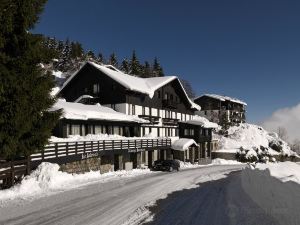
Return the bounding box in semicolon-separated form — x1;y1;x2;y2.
194;95;246;126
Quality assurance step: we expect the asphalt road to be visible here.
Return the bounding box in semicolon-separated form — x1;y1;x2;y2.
0;165;280;225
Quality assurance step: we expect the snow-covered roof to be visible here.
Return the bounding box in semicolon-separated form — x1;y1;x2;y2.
59;61;200;111
195;94;247;106
180;115;219;128
50;99;147;123
172;138;199;151
74;95;93;103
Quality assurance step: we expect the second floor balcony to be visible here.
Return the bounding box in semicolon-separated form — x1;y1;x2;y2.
162;118;179;126
138;115;160;124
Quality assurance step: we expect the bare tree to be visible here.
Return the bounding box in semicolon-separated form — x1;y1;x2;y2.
277;126;288;141
291;139;300;154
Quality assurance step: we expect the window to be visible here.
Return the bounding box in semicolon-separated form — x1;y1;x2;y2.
164;93;168;100
142;106;145;115
113;126;119;135
102;125;107;134
95;125;102;134
132;105;135;115
157;109;160;117
184;129;189;136
71;125;80;135
93;84;100;94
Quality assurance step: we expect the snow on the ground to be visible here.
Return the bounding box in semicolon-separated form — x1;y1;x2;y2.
216;123;298;157
0;162;151;205
211;158;244;165
254;161;300;184
241;162;300;225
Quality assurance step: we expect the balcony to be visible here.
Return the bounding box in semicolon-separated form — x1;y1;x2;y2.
138;115;160;124
162;118;179;126
162;99;178;109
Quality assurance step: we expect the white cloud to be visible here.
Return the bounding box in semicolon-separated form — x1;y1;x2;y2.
261;103;300;142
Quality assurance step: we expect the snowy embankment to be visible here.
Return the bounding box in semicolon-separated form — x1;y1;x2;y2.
216;123;298;162
0;163;151;205
241;162;300;225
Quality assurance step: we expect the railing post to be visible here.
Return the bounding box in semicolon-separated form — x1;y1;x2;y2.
128;140;130;149
11;160;15;186
83;141;86;154
152;139;154;147
66;142;69;156
121;140;123;150
26;156;31;175
135;140;137;149
98;141;100;152
103;140;105;151
112;140;114;150
42;146;45;161
55;143;58;158
75;142;78;155
157;139;159;147
91;141;93;152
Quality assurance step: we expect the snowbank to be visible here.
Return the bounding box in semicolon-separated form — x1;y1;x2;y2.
216;123;297;160
211;158;243;165
0;163;151;205
241;162;300;225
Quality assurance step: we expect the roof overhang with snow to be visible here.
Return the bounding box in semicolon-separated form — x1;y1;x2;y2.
172;138;199;151
50;99;148;123
194;94;247;106
58;61;201;111
179;115;219;128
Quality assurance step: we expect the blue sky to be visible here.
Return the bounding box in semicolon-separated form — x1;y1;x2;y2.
33;0;300;123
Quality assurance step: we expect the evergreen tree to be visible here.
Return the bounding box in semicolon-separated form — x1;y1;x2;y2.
86;50;95;59
142;61;151;78
97;52;105;64
70;41;83;59
120;58;130;73
130;50;141;75
108;52;118;67
0;0;60;158
153;57;164;77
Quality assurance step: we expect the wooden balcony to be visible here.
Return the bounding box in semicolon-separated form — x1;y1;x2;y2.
162;99;178;109
30;138;172;167
162;118;179;126
138;115;160;124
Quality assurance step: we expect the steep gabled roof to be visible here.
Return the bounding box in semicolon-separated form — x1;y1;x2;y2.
59;61;201;110
194;94;247;106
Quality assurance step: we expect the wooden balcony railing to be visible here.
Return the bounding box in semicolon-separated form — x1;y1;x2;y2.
162;118;179;126
138;115;160;124
162;99;178;109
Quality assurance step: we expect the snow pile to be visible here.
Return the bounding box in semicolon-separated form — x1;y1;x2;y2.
50;99;147;123
180;115;219;128
211;158;243;165
172;138;198;151
50;87;60;96
0;163;151;205
217;123;298;161
241;162;300;224
254;162;300;184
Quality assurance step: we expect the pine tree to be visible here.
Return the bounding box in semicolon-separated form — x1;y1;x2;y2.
142;61;151;78
97;52;105;64
0;0;60;158
109;52;118;67
86;50;95;59
121;58;130;73
153;57;164;77
180;79;196;98
130;50;141;75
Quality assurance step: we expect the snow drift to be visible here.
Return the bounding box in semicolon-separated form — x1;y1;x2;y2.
241;162;300;225
0;163;151;205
